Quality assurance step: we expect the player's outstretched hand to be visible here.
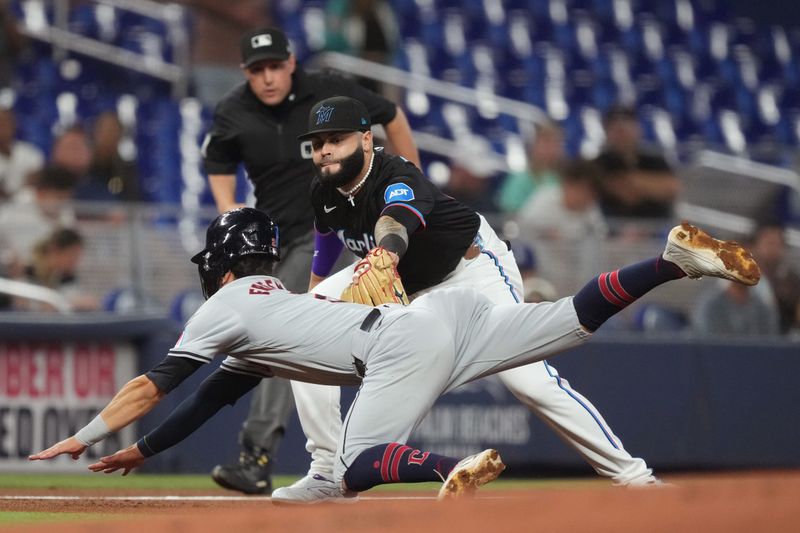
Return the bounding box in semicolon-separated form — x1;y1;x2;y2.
29;436;88;461
88;444;145;476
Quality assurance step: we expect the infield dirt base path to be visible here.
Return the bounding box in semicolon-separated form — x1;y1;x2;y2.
2;471;799;533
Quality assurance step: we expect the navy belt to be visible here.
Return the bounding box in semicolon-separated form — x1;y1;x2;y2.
359;308;382;332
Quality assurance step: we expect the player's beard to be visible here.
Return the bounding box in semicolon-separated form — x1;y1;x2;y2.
315;145;366;189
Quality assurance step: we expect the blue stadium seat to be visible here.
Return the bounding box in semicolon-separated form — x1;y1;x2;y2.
633;304;688;332
102;287;155;314
775;112;800;147
170;289;205;324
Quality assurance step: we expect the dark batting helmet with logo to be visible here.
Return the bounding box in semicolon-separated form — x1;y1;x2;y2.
191;208;280;299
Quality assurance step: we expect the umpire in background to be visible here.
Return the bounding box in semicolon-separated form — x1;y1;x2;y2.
201;26;420;494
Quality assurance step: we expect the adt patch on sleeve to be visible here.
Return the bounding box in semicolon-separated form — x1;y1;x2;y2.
384;182;415;204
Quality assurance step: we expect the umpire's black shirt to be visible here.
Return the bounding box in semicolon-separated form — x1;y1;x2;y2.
202;68;398;246
311;148;481;295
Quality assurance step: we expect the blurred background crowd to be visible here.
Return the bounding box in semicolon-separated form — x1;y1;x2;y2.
0;0;798;339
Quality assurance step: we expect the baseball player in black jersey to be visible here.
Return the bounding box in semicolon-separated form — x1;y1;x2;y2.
272;96;661;502
200;27;419;494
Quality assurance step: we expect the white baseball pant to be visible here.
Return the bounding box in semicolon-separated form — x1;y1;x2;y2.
294;216;654;484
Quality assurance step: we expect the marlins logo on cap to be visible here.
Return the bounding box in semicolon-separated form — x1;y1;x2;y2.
298;96;372;140
315;105;335;126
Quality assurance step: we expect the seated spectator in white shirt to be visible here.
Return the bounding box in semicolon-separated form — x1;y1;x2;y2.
0;107;44;200
0;165;77;270
516;159;607;241
16;227;98;312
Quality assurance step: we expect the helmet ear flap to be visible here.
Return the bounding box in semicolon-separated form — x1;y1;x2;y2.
197;249;226;299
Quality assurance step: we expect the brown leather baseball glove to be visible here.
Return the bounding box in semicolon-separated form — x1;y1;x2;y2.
340;247;410;306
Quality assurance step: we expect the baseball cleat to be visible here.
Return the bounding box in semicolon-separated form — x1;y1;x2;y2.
437;449;505;500
211;441;273;495
662;222;760;286
270;473;358;505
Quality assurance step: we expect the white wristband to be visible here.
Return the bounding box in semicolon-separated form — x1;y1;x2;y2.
74;414;113;446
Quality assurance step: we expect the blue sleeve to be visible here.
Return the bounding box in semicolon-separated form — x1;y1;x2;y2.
136;368;260;457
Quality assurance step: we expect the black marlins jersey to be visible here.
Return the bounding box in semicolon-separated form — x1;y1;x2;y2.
311;149;481;294
202;68;397;246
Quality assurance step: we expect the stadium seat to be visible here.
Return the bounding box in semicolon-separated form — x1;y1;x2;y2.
102;287;159;314
169;289;205;324
633;304;688;332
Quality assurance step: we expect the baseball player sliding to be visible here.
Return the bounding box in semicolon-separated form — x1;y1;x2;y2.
30;202;759;500
275;96;661;503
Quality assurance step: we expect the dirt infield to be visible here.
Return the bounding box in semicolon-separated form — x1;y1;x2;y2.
3;471;800;533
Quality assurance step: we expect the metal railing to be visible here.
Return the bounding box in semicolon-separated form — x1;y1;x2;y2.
0;277;73;313
312;51;548;168
16;0;191;98
678;149;800;247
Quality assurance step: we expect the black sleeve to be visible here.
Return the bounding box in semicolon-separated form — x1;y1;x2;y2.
136;368;261;457
636;151;673;173
594;150;629;175
202;101;243;175
145;356;204;393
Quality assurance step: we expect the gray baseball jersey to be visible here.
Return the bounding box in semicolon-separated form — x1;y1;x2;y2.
169;276;387;386
165;269;599;486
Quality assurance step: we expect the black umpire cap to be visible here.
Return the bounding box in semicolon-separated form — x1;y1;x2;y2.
297;96;372;140
240;27;291;68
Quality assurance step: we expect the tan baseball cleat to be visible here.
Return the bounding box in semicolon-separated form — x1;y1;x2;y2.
662;223;761;286
437;449;505;500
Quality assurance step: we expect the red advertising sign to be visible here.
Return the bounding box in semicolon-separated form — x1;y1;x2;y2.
0;341;137;472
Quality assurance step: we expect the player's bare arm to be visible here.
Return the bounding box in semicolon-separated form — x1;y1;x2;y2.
208;173;247;213
89;368;260;476
383;108;421;168
374;215;407;262
29;375;165;461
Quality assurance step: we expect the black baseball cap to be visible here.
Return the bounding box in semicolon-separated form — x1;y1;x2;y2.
240;27;291;68
297;96;372;140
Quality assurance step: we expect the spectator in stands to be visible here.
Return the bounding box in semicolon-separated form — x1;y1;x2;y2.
0;2;24;89
0;107;44;201
86;111;139;202
18;227;98;312
324;0;399;93
179;0;271;107
51;125;92;178
497;121;564;214
750;223;800;333
0;165;77;270
691;279;780;337
50;124;115;203
442;137;499;213
594;105;681;219
515;159;607;242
